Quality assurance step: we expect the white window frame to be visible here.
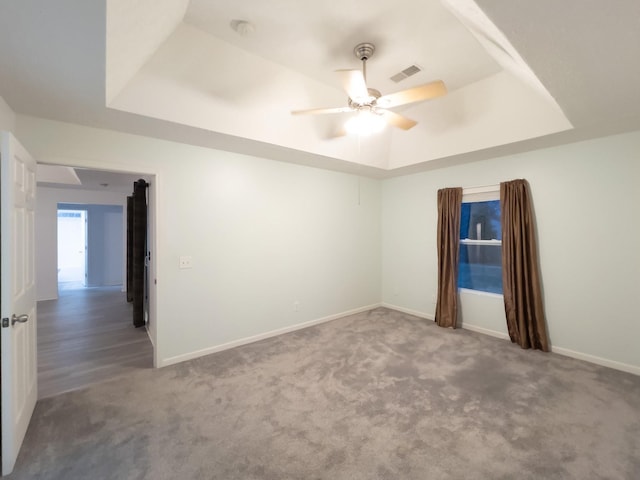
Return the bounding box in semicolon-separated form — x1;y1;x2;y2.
459;184;502;296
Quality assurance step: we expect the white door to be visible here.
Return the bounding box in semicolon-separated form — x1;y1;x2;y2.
1;132;38;475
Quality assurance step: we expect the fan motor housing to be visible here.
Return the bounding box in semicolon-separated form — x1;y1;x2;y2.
354;43;375;61
348;88;381;109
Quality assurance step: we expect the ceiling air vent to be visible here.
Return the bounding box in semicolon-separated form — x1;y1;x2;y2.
390;64;422;83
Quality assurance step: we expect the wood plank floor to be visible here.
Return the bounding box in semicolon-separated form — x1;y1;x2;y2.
37;286;153;399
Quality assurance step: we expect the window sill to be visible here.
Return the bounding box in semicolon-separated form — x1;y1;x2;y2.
459;288;503;299
460;239;501;246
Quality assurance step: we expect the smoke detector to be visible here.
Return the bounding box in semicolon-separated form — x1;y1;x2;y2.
230;20;255;37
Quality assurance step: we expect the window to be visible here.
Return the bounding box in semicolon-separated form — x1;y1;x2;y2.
458;194;502;295
57;211;83;218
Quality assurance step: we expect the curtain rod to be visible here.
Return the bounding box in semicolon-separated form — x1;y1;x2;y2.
463;182;500;190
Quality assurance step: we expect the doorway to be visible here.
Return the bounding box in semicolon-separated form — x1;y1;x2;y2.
56;208;87;288
35;166;158;398
56;203;125;293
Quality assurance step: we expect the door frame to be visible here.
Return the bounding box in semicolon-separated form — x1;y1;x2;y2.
37;161;159;367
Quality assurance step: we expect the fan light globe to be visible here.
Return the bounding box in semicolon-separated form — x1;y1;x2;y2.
345;111;386;135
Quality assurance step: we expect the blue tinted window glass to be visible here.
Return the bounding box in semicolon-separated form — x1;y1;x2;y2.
458;200;503;294
460;201;501;240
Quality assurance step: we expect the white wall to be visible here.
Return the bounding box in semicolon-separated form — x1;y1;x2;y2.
19;115;382;367
101;207;124;285
21;114;639;375
382;130;640;373
36;188;129;300
0;96;16;131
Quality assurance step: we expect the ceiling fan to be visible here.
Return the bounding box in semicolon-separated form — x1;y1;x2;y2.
291;43;447;134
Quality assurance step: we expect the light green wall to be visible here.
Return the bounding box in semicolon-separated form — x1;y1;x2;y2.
15;113;640;373
382;130;640;371
17;115;382;367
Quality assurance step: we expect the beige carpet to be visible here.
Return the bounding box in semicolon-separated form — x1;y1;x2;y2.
10;308;640;479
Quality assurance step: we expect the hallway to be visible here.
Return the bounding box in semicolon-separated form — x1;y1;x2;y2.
37;286;153;399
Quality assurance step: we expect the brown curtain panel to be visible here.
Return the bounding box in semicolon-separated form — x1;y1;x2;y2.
435;187;463;329
500;179;549;351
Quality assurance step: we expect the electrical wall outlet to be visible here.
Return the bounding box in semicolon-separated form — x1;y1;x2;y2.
293;301;300;312
179;256;193;269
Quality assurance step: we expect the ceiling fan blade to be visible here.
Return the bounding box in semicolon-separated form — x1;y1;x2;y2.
336;69;369;103
380;110;417;130
291;106;353;115
377;80;447;109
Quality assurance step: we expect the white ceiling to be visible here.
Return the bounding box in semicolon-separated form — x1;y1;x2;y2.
36;165;81;186
37;166;150;194
182;0;500;93
1;0;639;179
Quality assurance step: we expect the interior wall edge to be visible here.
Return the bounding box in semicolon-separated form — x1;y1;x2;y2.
0;96;16;131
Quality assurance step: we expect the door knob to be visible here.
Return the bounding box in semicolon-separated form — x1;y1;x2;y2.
11;314;29;326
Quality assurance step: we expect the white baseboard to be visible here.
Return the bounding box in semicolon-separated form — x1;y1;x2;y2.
550;346;640;376
383;305;640;376
159;302;640;376
159;303;382;368
460;323;510;340
380;303;434;321
145;326;155;347
460;324;640;375
37;295;58;302
146;327;159;368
